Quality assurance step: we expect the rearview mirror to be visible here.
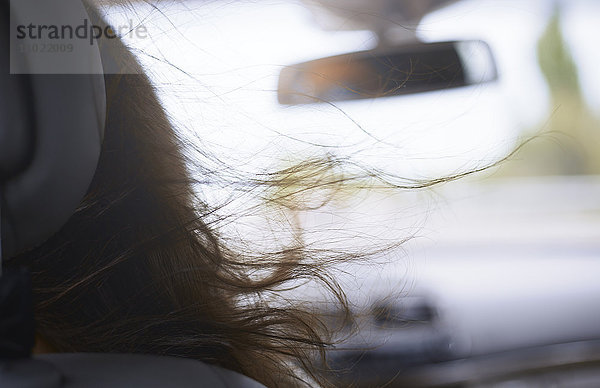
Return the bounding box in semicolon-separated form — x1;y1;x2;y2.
277;40;497;105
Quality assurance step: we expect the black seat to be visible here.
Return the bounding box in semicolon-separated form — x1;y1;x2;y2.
1;353;266;388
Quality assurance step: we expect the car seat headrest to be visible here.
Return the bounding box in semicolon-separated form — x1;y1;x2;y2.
0;0;105;258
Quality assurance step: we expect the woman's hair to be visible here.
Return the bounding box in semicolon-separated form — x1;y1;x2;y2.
7;2;516;387
7;7;346;387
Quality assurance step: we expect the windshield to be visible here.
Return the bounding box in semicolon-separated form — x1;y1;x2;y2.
104;0;600;385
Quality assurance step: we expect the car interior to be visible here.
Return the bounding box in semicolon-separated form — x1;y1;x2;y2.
2;0;599;387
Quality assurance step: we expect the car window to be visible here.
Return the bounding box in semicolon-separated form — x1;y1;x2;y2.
103;0;600;385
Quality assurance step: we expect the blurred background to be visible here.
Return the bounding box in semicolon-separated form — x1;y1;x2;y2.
105;0;600;386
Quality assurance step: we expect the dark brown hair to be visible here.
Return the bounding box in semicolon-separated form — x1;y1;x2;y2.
7;11;348;387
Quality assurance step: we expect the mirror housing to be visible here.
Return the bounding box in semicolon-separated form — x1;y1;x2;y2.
278;40;497;105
